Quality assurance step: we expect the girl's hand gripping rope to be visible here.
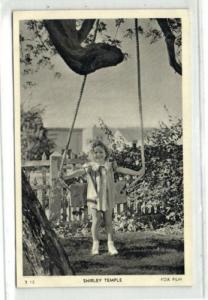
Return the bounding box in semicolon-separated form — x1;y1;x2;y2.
137;165;145;178
127;166;145;193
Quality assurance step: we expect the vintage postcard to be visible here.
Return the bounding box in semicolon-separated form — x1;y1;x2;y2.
13;9;192;287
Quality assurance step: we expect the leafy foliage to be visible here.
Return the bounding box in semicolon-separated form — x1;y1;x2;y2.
20;20;57;88
99;115;183;230
145;110;182;146
21;105;55;160
20;18;182;85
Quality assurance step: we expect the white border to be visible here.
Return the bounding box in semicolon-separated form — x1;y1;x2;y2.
1;0;204;299
200;0;208;298
0;1;6;296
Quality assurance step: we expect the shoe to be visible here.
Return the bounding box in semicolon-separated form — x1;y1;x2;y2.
91;240;99;255
108;241;118;255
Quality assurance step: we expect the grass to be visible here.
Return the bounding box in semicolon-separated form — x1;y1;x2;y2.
61;231;184;275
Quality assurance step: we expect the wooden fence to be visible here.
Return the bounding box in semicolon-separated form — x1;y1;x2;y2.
22;151;129;224
23;151;162;225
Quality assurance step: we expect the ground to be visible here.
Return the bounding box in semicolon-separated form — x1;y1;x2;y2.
61;231;184;275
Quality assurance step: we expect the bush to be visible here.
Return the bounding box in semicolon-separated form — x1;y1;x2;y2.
21;105;55;160
99;116;183;229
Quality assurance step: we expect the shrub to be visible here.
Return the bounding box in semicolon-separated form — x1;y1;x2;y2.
21;105;55;160
99;115;183;229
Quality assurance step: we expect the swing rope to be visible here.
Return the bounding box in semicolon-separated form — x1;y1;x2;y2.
59;20;100;178
135;18;145;169
127;18;145;191
59;75;87;177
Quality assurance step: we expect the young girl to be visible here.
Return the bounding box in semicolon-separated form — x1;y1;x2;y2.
63;140;145;255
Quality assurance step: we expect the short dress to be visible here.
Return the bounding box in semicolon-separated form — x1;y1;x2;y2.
83;161;117;212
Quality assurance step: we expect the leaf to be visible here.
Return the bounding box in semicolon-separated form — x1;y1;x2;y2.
124;28;134;39
54;72;62;79
115;18;125;27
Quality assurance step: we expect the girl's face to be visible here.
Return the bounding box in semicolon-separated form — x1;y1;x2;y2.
92;146;106;164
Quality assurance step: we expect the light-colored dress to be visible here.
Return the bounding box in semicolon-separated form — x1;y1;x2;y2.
83;161;117;212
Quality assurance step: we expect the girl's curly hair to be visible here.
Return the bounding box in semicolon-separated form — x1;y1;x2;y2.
90;140;110;159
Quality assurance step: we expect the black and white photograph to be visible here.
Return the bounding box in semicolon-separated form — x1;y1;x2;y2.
13;10;192;287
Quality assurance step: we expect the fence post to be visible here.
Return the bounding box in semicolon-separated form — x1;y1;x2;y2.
41;167;47;211
49;151;63;223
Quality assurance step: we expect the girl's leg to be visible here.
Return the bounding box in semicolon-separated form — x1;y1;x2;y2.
91;209;102;241
104;210;118;255
91;209;102;255
103;210;113;241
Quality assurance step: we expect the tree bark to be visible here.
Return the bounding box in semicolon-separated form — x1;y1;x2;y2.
22;171;75;275
157;18;182;75
44;19;124;75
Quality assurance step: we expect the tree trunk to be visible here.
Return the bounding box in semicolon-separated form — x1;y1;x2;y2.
22;171;75;275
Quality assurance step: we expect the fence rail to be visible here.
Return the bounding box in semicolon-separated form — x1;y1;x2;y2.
22;152;160;225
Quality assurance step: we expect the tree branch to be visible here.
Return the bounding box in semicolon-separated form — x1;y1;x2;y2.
157;18;182;75
77;19;96;42
44;19;124;75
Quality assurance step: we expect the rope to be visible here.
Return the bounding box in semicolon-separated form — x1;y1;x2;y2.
59;75;87;177
127;18;145;191
59;20;100;178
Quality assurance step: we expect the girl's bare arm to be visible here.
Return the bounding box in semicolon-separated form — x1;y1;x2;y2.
116;166;145;177
62;168;85;180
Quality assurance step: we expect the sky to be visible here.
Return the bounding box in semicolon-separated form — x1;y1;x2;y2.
20;19;182;130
